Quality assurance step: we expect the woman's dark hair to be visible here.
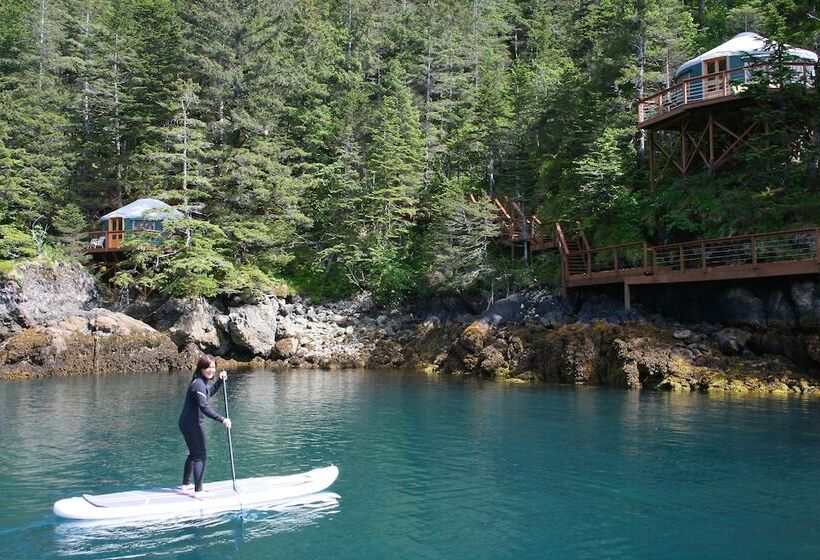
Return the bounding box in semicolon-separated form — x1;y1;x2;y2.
193;354;216;379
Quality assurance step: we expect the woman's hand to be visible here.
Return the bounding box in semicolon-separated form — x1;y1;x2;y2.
219;370;228;381
223;418;232;429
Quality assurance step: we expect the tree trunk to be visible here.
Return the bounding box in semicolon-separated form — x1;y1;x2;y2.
112;35;123;209
38;0;47;89
82;10;91;135
637;31;646;157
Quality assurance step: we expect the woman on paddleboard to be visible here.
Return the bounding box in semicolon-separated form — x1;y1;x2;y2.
179;354;231;496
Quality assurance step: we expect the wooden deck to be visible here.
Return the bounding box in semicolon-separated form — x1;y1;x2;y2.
84;230;126;253
559;228;820;304
638;62;816;130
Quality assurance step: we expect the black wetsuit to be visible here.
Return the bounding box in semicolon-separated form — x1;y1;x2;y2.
178;375;224;491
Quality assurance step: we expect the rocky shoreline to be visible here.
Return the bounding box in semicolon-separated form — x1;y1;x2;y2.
1;263;819;395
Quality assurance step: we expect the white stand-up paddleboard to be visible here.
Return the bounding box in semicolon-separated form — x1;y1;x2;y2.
53;465;339;520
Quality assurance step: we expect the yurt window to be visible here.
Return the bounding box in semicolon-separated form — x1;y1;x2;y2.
703;57;728;76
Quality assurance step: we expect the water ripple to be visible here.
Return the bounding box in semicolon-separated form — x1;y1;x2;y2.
1;371;819;559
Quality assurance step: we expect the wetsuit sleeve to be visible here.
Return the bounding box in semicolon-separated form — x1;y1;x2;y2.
208;377;224;397
193;380;224;423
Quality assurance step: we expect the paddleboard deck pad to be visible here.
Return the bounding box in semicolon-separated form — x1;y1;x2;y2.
54;465;339;520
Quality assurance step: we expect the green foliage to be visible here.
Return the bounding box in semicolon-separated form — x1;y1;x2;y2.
1;0;818;300
426;189;501;294
0;224;36;260
115;218;236;298
0;260;16;278
53;204;87;235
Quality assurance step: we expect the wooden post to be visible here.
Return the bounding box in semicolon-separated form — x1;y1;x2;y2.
624;282;631;311
701;241;707;270
708;114;715;170
751;237;757;268
648;131;656;196
586;251;592;275
613;248;618;272
679;245;685;271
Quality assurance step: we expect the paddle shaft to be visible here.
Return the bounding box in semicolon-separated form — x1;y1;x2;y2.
222;378;238;493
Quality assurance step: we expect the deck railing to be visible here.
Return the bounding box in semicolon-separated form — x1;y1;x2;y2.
84;230;126;252
637;62;816;125
563;227;820;286
650;228;819;273
565;242;648;276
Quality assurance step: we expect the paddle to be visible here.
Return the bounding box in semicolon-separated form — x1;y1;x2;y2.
221;372;238;493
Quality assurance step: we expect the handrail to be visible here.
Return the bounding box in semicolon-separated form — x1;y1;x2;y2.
651;227;819;250
562;227;819;280
567;241;646;254
637;61;816;124
649;228;818;272
637;62;816;105
565;241;647;276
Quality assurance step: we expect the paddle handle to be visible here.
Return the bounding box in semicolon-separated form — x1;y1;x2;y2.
222;377;238;493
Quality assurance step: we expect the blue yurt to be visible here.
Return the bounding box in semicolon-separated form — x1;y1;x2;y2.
96;198;183;249
674;32;817;100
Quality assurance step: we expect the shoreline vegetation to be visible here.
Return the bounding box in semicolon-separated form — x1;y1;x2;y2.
2;0;819;397
1;262;818;396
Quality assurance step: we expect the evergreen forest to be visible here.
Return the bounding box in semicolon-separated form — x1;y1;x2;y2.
1;0;818;302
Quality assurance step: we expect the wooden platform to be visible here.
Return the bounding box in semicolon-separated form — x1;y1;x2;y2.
637;62;816;130
558;228;820;306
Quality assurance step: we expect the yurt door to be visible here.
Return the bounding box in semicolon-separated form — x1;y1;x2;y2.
108;217;124;249
703;57;728;99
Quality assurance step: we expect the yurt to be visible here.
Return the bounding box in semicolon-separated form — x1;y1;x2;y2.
674;32;817;100
96;198;184;249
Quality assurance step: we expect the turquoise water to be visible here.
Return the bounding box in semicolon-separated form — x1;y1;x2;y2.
1;369;819;559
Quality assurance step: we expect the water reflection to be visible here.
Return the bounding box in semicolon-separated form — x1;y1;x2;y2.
54;492;340;558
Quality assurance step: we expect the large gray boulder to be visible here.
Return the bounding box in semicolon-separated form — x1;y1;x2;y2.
717;288;766;328
577;295;639;324
227;298;279;357
716;327;752;356
480;294;526;326
0;262;99;336
44;308;157;337
0;309;192;378
790;281;820;329
168;298;231;354
534;297;574;328
765;290;797;329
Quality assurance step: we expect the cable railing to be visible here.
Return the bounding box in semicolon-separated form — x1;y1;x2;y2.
563;228;819;285
638;62;817;124
651;228;818;273
564;242;648;276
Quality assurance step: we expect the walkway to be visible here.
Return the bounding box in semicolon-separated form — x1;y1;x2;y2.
556;227;820;307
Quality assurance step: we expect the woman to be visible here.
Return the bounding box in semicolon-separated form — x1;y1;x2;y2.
179;354;232;496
